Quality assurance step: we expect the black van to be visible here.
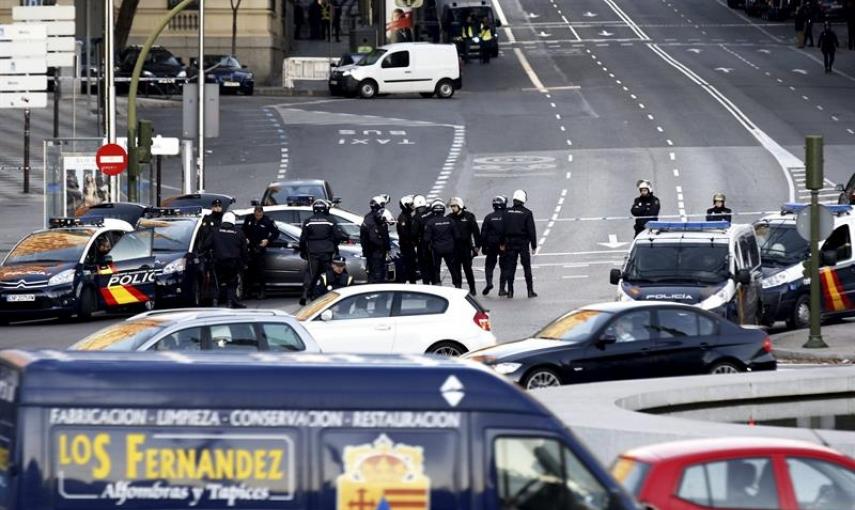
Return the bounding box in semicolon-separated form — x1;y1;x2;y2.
0;350;637;509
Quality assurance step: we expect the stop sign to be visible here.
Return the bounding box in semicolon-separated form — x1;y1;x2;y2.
96;144;128;176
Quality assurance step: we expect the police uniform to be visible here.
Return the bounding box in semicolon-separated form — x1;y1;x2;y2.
481;205;507;295
448;207;481;294
203;217;248;308
706;206;732;223
424;207;461;287
312;263;354;299
300;211;347;304
631;193;661;237
397;206;418;284
502;198;537;298
360;209;391;284
413;205;434;285
242;211;280;299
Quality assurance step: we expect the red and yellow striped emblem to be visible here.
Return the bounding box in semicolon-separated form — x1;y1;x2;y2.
820;267;852;312
96;264;151;306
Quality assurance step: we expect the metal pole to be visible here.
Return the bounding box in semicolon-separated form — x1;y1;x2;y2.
85;0;91;102
52;67;60;139
23;109;30;194
106;0;118;200
156;155;162;206
182;139;193;194
803;135;827;348
198;0;205;191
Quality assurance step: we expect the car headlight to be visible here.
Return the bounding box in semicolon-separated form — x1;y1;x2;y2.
493;363;522;375
177;70;187;78
762;271;793;289
342;70;352;76
163;258;186;275
48;269;75;286
617;285;634;302
142;70;154;77
206;73;215;80
701;287;731;311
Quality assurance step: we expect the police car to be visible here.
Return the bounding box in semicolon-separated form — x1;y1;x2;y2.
756;203;855;329
610;221;764;324
0;217;161;324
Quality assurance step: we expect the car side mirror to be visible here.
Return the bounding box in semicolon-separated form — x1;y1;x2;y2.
609;268;622;285
735;268;751;285
822;249;838;267
332;197;342;205
597;333;617;348
836;184;845;192
320;309;333;321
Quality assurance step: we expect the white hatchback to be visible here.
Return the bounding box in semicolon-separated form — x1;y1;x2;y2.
293;284;496;356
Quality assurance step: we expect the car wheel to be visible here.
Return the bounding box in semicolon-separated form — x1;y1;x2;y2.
435;79;455;99
358;80;377;99
426;341;467;357
522;368;562;390
420;92;435;98
786;294;810;330
709;361;743;375
76;286;97;321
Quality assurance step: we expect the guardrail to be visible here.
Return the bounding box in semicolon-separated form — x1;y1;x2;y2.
282;57;338;88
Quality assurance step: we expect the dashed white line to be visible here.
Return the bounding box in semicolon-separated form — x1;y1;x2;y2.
669;152;676;160
673;168;680;176
666;139;674;146
647;114;655;120
656;126;664;132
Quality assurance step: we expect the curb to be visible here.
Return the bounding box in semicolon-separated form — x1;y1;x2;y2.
255;87;330;97
773;347;854;363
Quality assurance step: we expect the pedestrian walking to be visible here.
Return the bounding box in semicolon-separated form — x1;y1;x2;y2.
294;0;305;40
360;196;392;284
332;0;342;42
200;212;248;308
412;195;435;285
312;255;353;299
631;180;660;237
299;199;348;305
481;195;508;296
308;0;321;39
706;192;733;223
396;195;419;283
805;0;817;46
819;21;840;72
447;197;481;295
242;205;279;299
501;190;537;298
795;3;807;47
424;200;461;286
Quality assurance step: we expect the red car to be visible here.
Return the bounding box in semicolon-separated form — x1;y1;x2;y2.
611;437;855;510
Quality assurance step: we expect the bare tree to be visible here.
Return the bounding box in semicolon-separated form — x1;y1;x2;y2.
115;0;141;50
230;0;244;55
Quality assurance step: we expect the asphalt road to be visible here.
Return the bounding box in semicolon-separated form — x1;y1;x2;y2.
2;0;855;349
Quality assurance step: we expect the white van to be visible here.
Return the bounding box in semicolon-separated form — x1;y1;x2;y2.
329;43;462;99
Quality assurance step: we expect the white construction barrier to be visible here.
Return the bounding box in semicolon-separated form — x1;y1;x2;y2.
282;57;339;88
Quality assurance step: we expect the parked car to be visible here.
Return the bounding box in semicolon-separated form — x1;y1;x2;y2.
69;308;320;352
233;203;383;243
294;284;495;355
465;301;776;390
611;437;855;510
162;192;236;210
191;54;254;95
116;45;187;95
330;53;367;95
261;179;337;206
837;172;855;204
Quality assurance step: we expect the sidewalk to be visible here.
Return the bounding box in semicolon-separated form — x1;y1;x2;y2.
772;320;855;363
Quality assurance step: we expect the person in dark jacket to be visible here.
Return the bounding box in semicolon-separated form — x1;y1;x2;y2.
819;22;840;72
412;195;434;285
424;200;461;286
300;199;348;305
396;194;418;283
308;0;322;39
805;0;817;46
501;190;537;298
294;0;305;39
848;0;855;50
631;180;661;237
312;255;353;298
242;205;280;300
481;195;508;296
706;192;733;223
199;212;248;308
448;197;481;295
360;196;392;284
197;198;224;250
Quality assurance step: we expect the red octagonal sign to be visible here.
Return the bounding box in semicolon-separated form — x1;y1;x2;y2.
96;143;128;176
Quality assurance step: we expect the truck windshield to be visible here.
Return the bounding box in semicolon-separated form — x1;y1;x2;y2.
625;243;730;284
755;223;809;267
358;49;387;66
5;229;94;264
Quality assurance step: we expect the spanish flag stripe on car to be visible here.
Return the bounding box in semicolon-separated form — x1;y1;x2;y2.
820;267;850;312
103;284;149;305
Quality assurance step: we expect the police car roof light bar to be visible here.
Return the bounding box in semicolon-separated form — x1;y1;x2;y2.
48;216;104;228
781;202;852;215
144;206;204;217
646;220;730;231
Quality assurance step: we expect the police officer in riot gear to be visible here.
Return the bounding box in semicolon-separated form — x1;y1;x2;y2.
412;195;434;285
424;200;461;287
502;190;537;298
447;197;481;295
242;205;279;299
300;199;348;305
706;192;732;223
312;255;353;299
201;212;248;308
360;196;392;284
397;195;418;283
631;180;660;237
481;195;507;296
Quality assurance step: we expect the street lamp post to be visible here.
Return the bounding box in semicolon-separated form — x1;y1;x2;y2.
105;0;118;201
198;0;205;191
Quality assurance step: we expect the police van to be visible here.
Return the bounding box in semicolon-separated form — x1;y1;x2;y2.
609;221;764;324
755;203;855;329
0;217;161;324
0;350;638;510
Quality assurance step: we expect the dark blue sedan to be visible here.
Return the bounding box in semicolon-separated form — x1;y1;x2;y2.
197;55;254;95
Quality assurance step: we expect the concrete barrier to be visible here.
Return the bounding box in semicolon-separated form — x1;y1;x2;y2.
282;57;339;88
532;367;855;465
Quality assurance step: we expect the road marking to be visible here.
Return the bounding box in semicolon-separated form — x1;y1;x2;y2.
556;114;562;120
669;152;676;160
657;126;664;132
513;48;546;93
666;139;674;146
560;125;566;131
673;168;680;176
647;114;654;120
630;94;637;99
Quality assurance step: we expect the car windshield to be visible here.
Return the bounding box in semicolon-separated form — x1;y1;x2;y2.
358;49;387;66
205;55;240;68
5;229;95;264
294;291;341;321
150;50;180;66
265;185;327;205
755;223;809;267
141;219;196;252
70;319;169;351
625;243;730;284
534;310;613;343
610;458;651;497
